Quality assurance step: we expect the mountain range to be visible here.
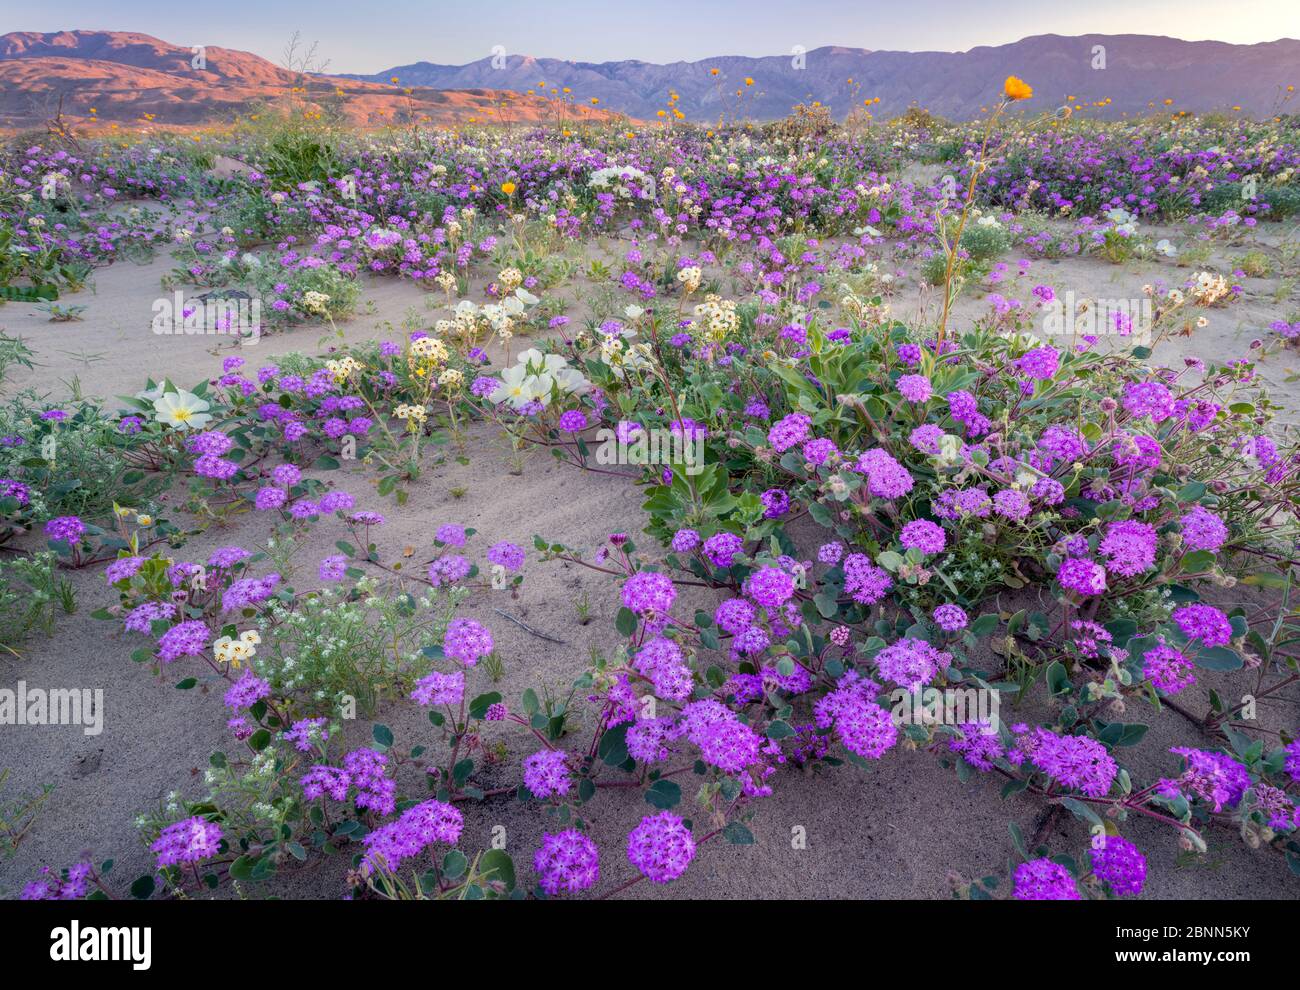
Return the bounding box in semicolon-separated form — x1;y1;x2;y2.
0;30;619;129
345;34;1300;120
1;30;1297;130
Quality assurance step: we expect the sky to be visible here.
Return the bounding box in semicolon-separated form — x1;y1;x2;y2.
7;0;1298;72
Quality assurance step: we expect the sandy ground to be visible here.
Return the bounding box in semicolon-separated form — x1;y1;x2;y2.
0;224;1297;900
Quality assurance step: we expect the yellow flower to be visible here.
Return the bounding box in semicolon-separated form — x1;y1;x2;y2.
501;181;516;195
744;77;754;86
1004;76;1033;101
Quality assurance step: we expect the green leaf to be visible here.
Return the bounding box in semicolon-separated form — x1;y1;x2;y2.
1179;550;1216;574
1196;646;1243;671
130;875;155;899
1058;797;1102;828
372;723;394;748
1046;661;1072;697
615;606;639;637
479;849;516;891
722;822;754;845
1096;722;1149;748
645;779;682;809
599;723;630;766
1009;822;1029;860
766;720;795;739
442;849;468;880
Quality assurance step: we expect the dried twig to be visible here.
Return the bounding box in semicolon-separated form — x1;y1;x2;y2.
491;607;567;645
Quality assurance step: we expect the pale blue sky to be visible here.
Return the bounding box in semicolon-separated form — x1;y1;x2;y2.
9;0;1298;72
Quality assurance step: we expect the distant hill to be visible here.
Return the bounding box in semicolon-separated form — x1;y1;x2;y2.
0;30;623;128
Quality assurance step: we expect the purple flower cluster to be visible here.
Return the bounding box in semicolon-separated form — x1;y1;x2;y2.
443;618;495;666
487;540;525;571
428;554;472;585
813;674;897;759
626;811;696;884
1014;858;1081;900
223;670;271;710
702;531;744;568
1142;641;1196;694
744;565;796;610
534;830;600;895
1020;728;1117;798
1058;557;1108;596
45;516;86;545
856;448;914;499
361;799;463;874
670;528;700;553
899;519;946;554
523;748;572;798
842;553;892;605
896;374;932;403
1171;604;1233;647
1099;520;1157;577
1090;835;1147;896
948;724;1005;771
151;816;224;869
157;620;210;663
1165;748;1249;811
1180;506;1228;552
410;669;465;707
873;638;953;692
933;604;968;632
634;636;694;702
767;412;812;453
621;570;677;616
222;574;281;612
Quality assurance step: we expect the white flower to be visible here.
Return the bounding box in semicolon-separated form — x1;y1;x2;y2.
301;291;331;315
153;390;211;431
487;364;534;409
1155;239;1177;257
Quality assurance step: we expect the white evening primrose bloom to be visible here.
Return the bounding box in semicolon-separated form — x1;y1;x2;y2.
153;390;212;431
488;364;533;409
